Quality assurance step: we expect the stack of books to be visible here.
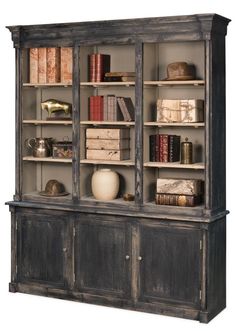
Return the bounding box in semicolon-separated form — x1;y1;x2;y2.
88;54;111;82
89;95;135;122
149;134;180;162
155;178;203;207
29;47;72;84
104;72;135;82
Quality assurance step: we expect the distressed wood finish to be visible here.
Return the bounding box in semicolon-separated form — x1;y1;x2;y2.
14;48;23;201
139;224;201;307
135;42;143;204
72;46;80;201
75;214;132;298
7;14;230;48
6;14;230;323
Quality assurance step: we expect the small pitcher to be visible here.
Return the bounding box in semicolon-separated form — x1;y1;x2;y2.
25;137;54;157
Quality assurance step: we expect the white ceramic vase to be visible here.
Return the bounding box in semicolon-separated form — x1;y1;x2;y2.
91;169;119;201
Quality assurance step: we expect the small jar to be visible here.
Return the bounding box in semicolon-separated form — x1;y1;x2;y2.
181;137;193;164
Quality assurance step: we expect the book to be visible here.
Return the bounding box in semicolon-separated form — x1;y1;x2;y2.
104;76;135;82
159;134;168;162
61;47;72;84
38;48;47;83
29;48;38;83
88;54;111;82
156;178;203;195
89;96;103;121
155;193;202;207
149;135;156;162
168;135;180;162
47;48;60;83
105;72;135;77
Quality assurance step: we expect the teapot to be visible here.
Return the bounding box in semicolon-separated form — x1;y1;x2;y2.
25;137;54;157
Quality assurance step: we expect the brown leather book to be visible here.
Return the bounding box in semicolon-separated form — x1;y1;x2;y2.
29;48;38;83
47;48;60;83
38;48;47;83
61;47;72;84
155;193;202;207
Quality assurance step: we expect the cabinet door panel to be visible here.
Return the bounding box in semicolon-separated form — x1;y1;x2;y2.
18;213;67;286
139;225;201;307
75;215;131;298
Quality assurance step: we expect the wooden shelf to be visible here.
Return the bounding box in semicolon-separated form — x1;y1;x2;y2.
145;201;204;210
80;121;135;126
81;196;135;205
144;80;205;86
23;156;72;163
144;122;205;127
80;82;135;87
144;161;205;169
23;120;72;125
80;159;134;166
23;83;72;87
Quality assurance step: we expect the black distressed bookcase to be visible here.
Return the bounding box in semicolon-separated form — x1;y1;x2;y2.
6;14;230;322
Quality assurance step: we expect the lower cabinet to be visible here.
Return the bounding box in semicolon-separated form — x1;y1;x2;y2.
16;211;70;287
10;207;225;322
139;224;201;307
74;214;131;299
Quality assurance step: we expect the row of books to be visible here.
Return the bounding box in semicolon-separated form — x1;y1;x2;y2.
29;47;72;84
88;54;110;82
89;96;135;122
149;134;180;162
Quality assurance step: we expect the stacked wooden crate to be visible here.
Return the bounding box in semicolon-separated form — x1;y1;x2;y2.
86;128;130;161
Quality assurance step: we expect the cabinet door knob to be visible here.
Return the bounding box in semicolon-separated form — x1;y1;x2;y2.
125;255;130;260
63;248;67;253
138;256;142;261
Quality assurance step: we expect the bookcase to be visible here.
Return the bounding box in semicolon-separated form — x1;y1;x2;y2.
6;14;230;323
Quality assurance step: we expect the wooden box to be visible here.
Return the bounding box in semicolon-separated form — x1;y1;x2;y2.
156;178;203;195
86;138;130;150
86;128;130;140
86;149;130;160
156;99;204;123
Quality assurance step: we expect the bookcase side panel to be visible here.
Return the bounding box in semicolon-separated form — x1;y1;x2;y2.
205;37;226;213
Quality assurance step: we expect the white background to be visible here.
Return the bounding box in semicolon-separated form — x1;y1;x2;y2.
0;0;235;330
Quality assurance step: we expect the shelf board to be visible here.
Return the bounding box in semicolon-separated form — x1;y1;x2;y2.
23;120;72;125
145;201;204;210
81;196;135;205
80;82;135;87
23;156;72;163
144;122;205;127
144;80;205;86
80;159;134;166
23;83;72;87
144;162;205;169
80;121;135;126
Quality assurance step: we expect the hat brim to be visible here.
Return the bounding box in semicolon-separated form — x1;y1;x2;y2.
39;191;70;197
163;75;195;81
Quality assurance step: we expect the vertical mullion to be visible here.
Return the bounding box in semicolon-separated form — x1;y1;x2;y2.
15;47;23;201
135;42;143;205
204;40;211;212
72;46;80;201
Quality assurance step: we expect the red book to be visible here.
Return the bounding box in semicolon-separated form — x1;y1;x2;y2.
89;54;96;82
159;134;168;162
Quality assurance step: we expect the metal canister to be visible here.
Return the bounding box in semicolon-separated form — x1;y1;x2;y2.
181;137;193;164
